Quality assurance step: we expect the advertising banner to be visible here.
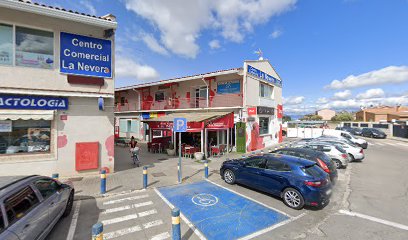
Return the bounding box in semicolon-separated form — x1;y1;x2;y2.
247;65;282;87
277;104;283;119
60;32;112;78
0;94;68;110
217;80;240;94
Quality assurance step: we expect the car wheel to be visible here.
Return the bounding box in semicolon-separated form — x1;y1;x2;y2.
283;188;305;210
333;159;342;169
223;169;236;184
62;191;74;218
348;154;355;162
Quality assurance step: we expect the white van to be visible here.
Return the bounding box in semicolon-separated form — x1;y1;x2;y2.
322;130;367;149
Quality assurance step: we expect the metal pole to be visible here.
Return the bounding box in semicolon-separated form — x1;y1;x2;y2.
204;160;208;179
172;208;181;240
178;132;182;184
100;170;106;194
92;222;103;240
143;166;148;189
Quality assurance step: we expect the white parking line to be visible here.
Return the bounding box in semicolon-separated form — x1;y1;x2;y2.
150;232;170;240
395;142;408;146
339;210;408;231
143;220;164;229
138;209;158;217
103;194;149;205
102;201;154;214
154;188;206;240
102;213;139;225
104;225;142;239
66;201;81;240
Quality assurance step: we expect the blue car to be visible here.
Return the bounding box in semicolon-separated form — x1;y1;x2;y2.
220;154;332;210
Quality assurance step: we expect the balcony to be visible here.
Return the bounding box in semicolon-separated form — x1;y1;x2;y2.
115;93;243;112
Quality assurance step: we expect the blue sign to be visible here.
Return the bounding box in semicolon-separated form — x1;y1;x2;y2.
0;94;68;110
159;181;289;240
60;32;112;78
247;65;282;87
217;80;240;94
173;118;187;132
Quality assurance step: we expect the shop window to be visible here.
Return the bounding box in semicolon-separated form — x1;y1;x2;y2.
0;23;13;65
259;117;270;135
0;120;51;155
155;92;165;102
259;83;273;98
15;26;54;69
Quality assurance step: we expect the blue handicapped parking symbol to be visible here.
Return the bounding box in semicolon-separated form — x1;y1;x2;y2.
192;193;219;207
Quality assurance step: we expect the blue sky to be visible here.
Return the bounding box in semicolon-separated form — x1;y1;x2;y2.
38;0;408;114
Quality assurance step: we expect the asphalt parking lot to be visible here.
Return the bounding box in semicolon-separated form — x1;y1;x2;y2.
47;137;408;239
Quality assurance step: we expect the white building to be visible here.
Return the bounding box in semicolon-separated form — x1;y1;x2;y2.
0;0;117;176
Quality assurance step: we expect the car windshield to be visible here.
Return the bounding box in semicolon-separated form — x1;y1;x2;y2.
301;164;323;178
372;129;383;134
335;145;347;153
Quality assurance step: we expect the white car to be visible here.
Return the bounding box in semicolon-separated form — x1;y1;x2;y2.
312;138;364;162
323;130;368;149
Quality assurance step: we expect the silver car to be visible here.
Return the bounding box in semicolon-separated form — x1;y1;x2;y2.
293;142;349;169
0;175;74;240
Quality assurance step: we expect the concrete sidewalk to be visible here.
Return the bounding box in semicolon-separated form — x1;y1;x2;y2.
64;141;295;200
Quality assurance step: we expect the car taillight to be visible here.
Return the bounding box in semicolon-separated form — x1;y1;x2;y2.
317;158;330;173
360;149;364;154
305;180;323;187
341;153;348;159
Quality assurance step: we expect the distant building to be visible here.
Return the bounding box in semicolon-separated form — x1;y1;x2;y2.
355;106;408;122
316;109;336;121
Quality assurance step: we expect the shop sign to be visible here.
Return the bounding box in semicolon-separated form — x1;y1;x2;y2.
217;80;240;94
60;32;112;78
0;120;12;132
248;107;257;116
206;113;234;129
257;106;274;115
0;94;68;110
277;104;283;119
247;65;282;87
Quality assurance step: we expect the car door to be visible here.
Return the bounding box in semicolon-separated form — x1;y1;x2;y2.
33;178;65;225
4;186;48;240
238;156;266;189
256;158;291;195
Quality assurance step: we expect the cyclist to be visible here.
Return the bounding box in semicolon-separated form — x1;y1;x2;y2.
129;137;140;166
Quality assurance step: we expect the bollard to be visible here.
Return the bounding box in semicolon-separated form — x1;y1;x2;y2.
100;170;106;194
143;166;148;189
172;208;181;240
92;222;103;240
204;160;209;179
52;173;59;181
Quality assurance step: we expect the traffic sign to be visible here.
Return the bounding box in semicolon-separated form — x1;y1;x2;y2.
173;118;187;132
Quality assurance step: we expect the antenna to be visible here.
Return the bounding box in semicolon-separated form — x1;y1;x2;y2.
254;48;263;60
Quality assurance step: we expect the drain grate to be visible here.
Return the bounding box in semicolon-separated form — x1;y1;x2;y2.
152;172;167;177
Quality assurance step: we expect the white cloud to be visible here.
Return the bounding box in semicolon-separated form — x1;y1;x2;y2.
316;97;329;104
283;96;305;105
140;33;169;55
79;1;97;16
270;29;282;39
326;66;408;89
356;88;385;99
209;40;221;49
333;90;352;100
115;56;159;81
124;0;296;58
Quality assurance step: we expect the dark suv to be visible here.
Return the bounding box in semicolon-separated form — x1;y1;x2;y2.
361;128;387;139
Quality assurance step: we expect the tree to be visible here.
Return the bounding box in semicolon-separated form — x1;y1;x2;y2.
282;115;292;122
300;114;323;121
331;112;354;122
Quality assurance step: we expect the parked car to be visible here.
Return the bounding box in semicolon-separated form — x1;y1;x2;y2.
311;138;364;162
361;128;387;139
293;141;349;169
220;154;332;210
346;128;362;136
272;148;338;182
0;175;74;240
323;130;368;149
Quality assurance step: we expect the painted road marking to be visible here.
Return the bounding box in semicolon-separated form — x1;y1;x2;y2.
102;201;154;214
143;220;164;229
150;232;170;240
104;225;142;239
154;188;206;240
103;194;149;205
158;180;290;240
138;209;158;217
192;193;219;206
102;213;139;225
66;201;81;240
339;210;408;231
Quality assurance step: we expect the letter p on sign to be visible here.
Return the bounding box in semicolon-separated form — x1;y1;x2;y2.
173;118;187;132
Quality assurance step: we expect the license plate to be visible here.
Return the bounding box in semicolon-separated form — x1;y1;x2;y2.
326;189;332;195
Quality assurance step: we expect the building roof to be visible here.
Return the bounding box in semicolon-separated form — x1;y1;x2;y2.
0;0;117;28
361;106;408;115
116;68;243;91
